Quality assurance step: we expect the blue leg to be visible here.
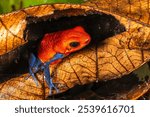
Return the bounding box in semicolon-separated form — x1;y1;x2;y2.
44;63;59;94
50;53;64;62
43;53;64;94
28;53;64;94
28;53;41;86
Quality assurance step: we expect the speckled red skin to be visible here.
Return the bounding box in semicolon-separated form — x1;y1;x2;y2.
37;26;91;63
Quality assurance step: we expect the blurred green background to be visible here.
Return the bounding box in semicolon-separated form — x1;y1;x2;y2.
0;0;86;14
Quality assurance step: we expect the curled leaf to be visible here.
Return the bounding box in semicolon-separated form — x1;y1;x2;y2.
0;1;150;99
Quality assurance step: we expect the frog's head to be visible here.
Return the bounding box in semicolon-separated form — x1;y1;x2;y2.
54;26;91;55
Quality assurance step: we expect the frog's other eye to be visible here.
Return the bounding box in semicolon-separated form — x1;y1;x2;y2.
69;42;80;48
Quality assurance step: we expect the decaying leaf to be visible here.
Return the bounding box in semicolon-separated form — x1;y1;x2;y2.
0;0;150;99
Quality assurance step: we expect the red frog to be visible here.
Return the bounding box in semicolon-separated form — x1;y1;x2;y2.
28;26;91;94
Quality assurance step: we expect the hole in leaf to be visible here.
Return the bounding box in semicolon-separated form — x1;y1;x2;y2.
0;8;126;83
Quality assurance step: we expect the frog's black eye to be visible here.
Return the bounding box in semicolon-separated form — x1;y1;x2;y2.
69;42;80;48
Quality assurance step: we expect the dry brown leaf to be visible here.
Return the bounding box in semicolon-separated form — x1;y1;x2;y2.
0;1;150;99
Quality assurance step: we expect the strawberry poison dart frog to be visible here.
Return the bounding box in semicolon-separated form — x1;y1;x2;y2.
28;26;91;94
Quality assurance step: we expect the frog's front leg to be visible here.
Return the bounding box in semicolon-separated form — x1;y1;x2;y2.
44;63;59;94
43;53;65;94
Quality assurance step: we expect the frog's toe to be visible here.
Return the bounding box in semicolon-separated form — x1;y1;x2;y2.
30;74;39;86
25;74;39;86
48;79;59;95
